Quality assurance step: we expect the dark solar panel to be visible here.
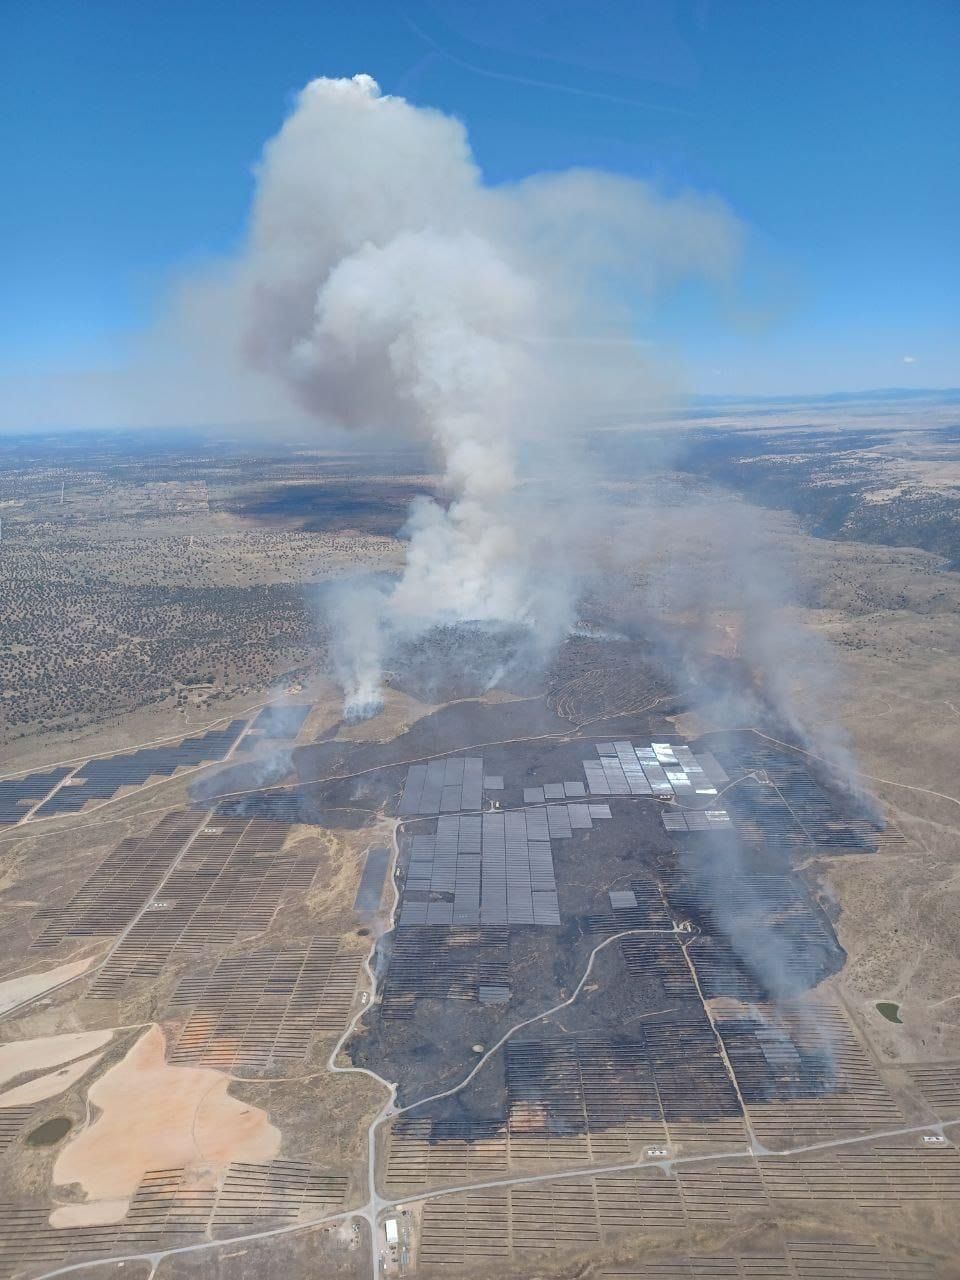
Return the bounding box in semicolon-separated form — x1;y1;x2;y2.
31;721;246;817
251;704;311;737
0;768;71;824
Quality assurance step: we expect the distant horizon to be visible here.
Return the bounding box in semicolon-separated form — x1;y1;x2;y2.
1;384;957;443
693;384;960;405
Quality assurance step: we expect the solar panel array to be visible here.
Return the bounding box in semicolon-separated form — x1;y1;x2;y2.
399;1146;960;1264
415;1160;778;1269
353;845;390;912
907;1062;960;1119
523;780;586;803
663;809;733;832
506;1037;668;1139
32;811;204;947
597;1243;937;1279
166;936;363;1070
758;1141;960;1207
709;735;881;853
0;1160;347;1277
658;865;841;1001
250;703;311;738
387;1009;746;1194
398;755;484;815
0;767;70;824
415;1149;957;1273
210;1159;347;1232
87;818;320;999
584;876;674;934
714;999;904;1147
620;937;697;997
711;775;811;853
395;748;620;929
0;1170;215;1276
399;811;563;926
0;1108;35;1153
583;741;727;799
380;926;511;1019
29;721;246;818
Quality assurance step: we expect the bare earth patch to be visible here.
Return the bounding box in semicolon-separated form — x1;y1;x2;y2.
53;1025;280;1223
0;1028;114;1089
0;1050;104;1107
0;955;95;1014
49;1200;131;1229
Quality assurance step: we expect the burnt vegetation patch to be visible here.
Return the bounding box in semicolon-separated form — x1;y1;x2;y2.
215;478;437;535
341;691;885;1154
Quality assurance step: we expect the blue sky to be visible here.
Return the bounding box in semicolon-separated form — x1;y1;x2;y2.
1;0;957;425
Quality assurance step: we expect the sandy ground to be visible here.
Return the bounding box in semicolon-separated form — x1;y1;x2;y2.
0;1028;114;1089
0;687;263;776
0;1050;104;1107
49;1199;131;1229
53;1025;280;1223
0;955;95;1014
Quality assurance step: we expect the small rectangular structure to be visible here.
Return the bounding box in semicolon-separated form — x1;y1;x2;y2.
546;805;573;838
609;890;638;910
567;803;593;829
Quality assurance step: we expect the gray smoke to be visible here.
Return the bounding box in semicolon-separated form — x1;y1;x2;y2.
600;479;879;812
327;577;388;721
214;74;742;713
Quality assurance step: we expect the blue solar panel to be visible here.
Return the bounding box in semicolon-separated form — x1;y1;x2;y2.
32;721;247;817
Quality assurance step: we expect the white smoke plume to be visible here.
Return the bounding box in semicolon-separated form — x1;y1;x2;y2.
217;74;742;713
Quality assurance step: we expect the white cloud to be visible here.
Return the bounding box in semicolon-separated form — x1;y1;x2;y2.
902;354;917;363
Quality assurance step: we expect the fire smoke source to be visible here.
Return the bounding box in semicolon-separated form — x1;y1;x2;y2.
220;74;743;713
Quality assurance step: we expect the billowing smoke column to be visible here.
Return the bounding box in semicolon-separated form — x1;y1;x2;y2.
231;74;742;714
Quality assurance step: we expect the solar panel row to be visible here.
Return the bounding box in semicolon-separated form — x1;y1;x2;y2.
31;721;247;818
87;818;319;999
584;741;723;800
0;768;71;824
523;781;584;803
399;810;562;927
167;936;362;1070
250;704;311;738
397;755;485;816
